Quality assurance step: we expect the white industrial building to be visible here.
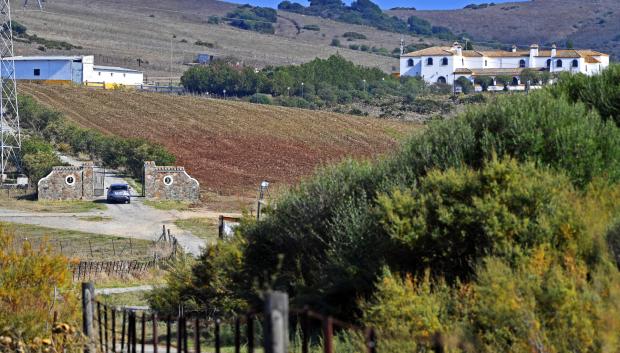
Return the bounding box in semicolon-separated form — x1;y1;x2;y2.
1;55;143;87
400;42;609;89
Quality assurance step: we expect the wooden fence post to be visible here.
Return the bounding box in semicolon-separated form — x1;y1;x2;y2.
263;291;289;353
82;282;95;353
323;317;333;353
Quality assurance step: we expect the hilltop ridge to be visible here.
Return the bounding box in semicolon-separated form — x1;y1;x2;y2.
388;0;620;59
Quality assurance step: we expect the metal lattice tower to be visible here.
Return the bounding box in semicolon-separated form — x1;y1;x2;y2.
0;0;21;183
22;0;44;10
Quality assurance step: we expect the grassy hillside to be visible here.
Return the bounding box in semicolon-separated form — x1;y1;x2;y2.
21;84;418;194
11;0;444;78
388;0;620;59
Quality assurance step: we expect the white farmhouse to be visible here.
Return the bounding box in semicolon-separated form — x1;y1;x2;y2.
1;55;143;87
400;42;609;89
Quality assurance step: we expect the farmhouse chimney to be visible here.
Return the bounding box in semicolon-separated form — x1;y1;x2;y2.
511;44;517;52
551;43;557;57
529;44;539;57
452;42;462;56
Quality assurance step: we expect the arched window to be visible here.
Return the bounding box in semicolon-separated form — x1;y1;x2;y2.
572;59;579;68
485;60;488;67
437;76;447;84
427;57;433;66
519;59;526;68
546;59;551;68
407;58;414;67
512;77;520;86
441;57;448;66
556;59;563;68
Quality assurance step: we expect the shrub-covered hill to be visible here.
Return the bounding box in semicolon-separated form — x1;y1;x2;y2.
148;65;620;351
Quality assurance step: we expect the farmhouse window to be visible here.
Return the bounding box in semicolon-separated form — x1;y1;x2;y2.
110;73;114;77
407;58;414;67
33;68;40;76
572;59;579;68
519;59;526;68
98;72;101;76
441;57;448;66
556;60;563;68
546;59;551;67
427;58;433;65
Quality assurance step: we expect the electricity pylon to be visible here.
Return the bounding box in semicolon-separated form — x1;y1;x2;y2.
22;0;44;10
0;0;22;183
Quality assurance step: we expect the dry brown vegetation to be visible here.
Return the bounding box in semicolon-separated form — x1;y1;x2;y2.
12;0;441;79
388;0;620;59
21;83;419;194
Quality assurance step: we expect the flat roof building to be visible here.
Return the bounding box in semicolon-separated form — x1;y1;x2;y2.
1;55;144;87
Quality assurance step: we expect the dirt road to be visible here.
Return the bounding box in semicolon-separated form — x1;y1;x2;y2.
0;199;207;255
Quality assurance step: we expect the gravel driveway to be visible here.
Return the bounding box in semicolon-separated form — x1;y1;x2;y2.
0;171;213;255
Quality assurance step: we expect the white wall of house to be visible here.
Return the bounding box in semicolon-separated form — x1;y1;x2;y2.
90;67;143;86
419;56;455;84
2;55;142;86
400;57;422;77
401;45;610;85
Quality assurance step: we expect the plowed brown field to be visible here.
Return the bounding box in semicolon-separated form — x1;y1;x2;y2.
22;84;419;194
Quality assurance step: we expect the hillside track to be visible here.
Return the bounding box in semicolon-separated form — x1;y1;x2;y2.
22;84;418;194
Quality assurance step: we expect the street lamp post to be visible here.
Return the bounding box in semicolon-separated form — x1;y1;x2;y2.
301;82;304;99
257;180;270;221
363;79;366;93
287;87;290;97
223;89;226;99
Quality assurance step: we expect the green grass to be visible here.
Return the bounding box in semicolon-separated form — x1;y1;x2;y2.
1;222;158;260
174;217;219;244
126;177;144;196
143;200;192;211
98;291;149;307
0;192;106;213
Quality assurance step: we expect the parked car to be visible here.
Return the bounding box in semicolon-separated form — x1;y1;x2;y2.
107;184;131;204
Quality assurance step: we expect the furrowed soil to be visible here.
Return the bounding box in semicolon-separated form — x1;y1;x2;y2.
22;84;419;195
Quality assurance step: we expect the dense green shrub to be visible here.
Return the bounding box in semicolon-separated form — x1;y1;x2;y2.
226;5;277;34
330;38;341;47
235;88;620;318
21;137;62;185
207;16;221;24
342;31;367;40
302;24;320;31
455;76;473;94
552;64;620;125
379;158;594;279
181;54;418;110
154;72;620;348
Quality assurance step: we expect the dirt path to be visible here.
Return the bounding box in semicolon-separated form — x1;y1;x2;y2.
96;285;154;295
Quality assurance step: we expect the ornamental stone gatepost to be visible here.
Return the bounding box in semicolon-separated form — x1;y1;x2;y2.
143;161;200;202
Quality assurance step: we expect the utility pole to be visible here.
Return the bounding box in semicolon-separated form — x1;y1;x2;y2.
169;35;173;75
1;0;22;185
256;180;269;221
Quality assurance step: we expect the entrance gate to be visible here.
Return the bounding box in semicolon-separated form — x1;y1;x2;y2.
93;167;105;197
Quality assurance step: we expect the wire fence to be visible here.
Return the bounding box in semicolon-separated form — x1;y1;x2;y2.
93;301;378;353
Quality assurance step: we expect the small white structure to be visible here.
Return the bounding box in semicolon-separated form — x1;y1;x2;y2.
1;55;143;87
400;42;610;88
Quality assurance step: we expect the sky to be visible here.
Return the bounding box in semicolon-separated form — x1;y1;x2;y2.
225;0;528;10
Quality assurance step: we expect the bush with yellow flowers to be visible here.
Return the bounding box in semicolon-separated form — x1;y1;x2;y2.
0;225;80;348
